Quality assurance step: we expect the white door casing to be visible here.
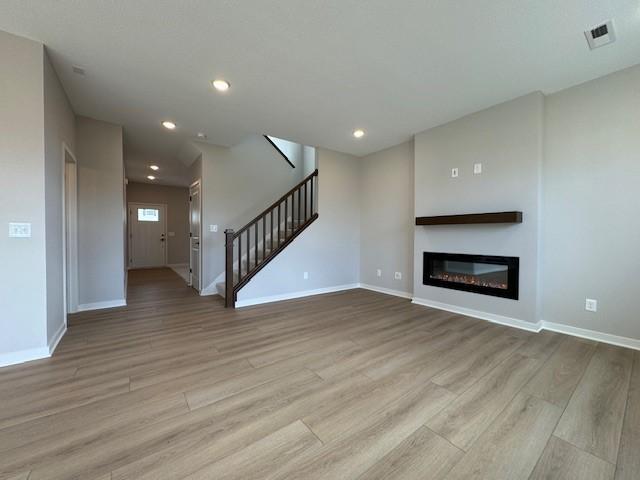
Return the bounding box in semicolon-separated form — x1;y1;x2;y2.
128;203;167;268
189;180;202;292
62;143;78;316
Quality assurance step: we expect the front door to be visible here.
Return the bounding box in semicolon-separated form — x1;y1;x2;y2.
128;203;167;268
189;181;201;291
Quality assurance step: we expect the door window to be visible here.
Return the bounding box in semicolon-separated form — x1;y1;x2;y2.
137;208;159;222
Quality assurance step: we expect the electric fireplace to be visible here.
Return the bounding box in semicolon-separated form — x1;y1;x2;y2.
423;252;519;300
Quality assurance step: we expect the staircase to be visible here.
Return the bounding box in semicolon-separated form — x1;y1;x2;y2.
221;169;318;308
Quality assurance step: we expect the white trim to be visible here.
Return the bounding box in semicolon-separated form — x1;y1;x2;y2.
48;323;67;354
77;299;127;312
235;284;360;308
359;283;413;299
409;297;639;351
541;320;640;351
411;297;543;333
0;347;51;368
189;179;202;292
200;282;219;297
62;142;79;315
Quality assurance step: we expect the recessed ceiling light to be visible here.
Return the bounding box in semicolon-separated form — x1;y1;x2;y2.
149;165;159;171
212;79;230;92
196;132;207;139
353;129;365;139
162;121;176;130
147;175;156;180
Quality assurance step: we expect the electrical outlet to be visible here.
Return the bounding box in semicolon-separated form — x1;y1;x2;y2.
376;269;382;277
474;163;482;174
9;222;31;238
303;272;309;280
394;272;402;280
585;298;598;312
451;168;459;178
209;225;218;233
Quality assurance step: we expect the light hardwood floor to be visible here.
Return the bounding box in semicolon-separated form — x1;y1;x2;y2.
0;268;638;480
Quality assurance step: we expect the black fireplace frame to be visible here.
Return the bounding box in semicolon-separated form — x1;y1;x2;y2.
423;252;519;300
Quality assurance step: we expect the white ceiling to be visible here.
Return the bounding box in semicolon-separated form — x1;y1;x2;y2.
2;1;639;180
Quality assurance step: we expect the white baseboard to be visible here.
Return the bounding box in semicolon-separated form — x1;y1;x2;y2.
0;346;50;368
48;323;67;354
76;299;127;312
200;282;219;297
410;297;639;351
236;283;360;308
541;320;640;351
411;297;543;333
359;283;413;299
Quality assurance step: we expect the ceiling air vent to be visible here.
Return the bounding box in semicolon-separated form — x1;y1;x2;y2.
585;20;615;50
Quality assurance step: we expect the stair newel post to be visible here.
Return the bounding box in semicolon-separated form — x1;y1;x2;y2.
225;229;235;308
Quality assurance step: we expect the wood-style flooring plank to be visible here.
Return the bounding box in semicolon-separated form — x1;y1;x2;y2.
426;353;543;450
615;351;640;480
181;420;322;480
357;426;463;480
554;343;633;463
529;436;615;480
522;337;596;407
444;393;562;480
0;268;637;480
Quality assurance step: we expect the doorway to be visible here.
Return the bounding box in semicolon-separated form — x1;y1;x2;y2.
128;203;168;268
189;180;202;292
63;144;78;316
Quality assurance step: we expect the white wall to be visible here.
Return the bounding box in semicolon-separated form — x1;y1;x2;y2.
43;50;75;344
237;148;360;303
542;65;640;340
412;93;543;325
360;141;414;295
76;116;126;308
195;135;305;292
0;31;48;361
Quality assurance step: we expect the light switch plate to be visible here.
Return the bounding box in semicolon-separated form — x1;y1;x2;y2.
168;231;175;237
210;225;218;233
376;269;382;277
474;163;482;174
451;168;459;178
585;298;598;312
394;272;402;280
303;272;309;280
9;222;31;238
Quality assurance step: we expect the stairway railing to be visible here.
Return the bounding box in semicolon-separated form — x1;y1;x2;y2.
224;169;318;307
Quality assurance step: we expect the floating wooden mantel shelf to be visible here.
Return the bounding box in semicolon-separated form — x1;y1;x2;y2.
415;211;523;226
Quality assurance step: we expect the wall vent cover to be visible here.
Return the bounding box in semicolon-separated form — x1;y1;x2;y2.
585;20;616;50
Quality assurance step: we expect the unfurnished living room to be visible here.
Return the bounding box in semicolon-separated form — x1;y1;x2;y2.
1;2;639;479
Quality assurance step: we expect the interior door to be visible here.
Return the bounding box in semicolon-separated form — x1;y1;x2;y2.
189;182;201;291
128;203;167;268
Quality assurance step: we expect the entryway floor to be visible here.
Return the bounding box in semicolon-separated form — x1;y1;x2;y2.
0;268;637;479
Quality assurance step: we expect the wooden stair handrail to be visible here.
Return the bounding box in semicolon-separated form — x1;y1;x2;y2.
233;169;318;238
225;169;319;308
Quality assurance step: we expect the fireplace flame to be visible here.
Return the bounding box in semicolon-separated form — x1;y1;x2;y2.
430;272;508;290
